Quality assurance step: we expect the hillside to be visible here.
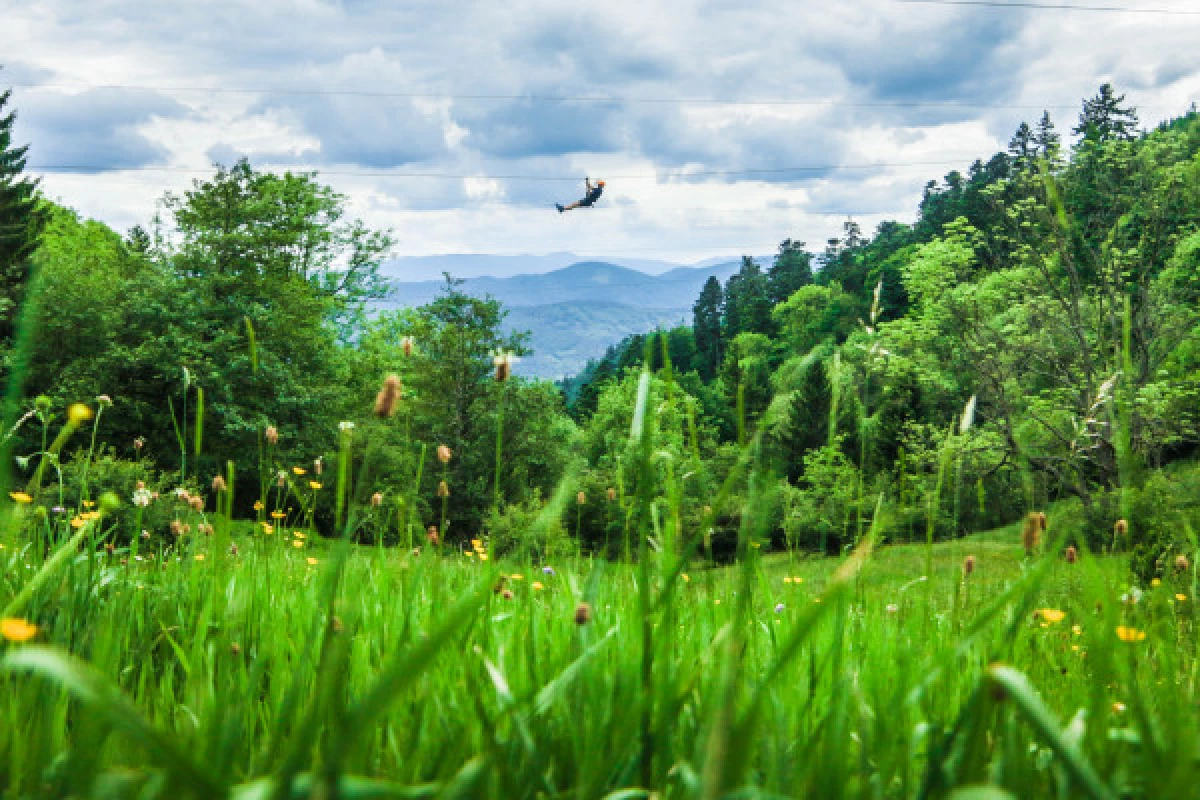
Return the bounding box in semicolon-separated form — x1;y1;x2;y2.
379;259;744;378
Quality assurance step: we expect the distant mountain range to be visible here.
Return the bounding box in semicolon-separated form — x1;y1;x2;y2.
378;257;760;379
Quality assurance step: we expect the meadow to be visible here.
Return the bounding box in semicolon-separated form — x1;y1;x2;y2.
1;432;1196;799
3;87;1200;799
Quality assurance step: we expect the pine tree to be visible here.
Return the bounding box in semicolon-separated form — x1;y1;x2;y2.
1008;121;1037;171
0;88;47;343
1073;83;1139;144
692;276;723;380
1034;111;1063;167
767;238;813;305
722;256;773;339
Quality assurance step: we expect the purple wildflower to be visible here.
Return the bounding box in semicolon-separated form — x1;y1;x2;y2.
774;603;785;614
543;566;555;576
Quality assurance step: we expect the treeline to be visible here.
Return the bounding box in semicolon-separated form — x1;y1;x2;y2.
0;86;576;542
564;85;1200;567
4;83;1200;570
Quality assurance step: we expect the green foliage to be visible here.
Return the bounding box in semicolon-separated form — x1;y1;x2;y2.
0;88;47;344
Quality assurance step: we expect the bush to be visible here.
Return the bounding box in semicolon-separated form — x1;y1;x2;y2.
54;449;190;544
1127;472;1198;584
489;492;573;562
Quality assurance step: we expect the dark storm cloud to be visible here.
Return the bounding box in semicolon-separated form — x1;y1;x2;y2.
12;88;188;170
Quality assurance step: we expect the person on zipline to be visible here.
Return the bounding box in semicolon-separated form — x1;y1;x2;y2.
556;177;605;212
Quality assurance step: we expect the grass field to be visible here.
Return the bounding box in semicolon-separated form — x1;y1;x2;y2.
2;503;1196;799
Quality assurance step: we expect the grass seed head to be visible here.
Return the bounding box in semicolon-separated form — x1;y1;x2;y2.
1175;554;1190;572
574;603;592;625
437;480;450;498
963;554;977;575
437;445;452;465
212;475;227;493
371;491;383;507
374;374;402;418
1065;545;1078;564
265;425;278;445
1114;518;1128;537
576;491;586;505
1022;513;1042;555
493;352;513;383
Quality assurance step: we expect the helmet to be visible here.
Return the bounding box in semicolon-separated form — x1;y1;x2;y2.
597;180;606;187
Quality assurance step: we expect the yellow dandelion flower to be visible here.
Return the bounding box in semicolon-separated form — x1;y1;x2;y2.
68;403;94;424
479;554;489;561
682;573;690;583
1112;701;1126;713
532;581;544;591
1177;593;1188;602
306;557;318;566
309;481;322;490
510;573;524;580
750;542;761;549
1072;624;1082;635
714;599;721;605
271;511;285;520
253;501;264;511
292;540;304;549
70;517;87;529
1116;626;1146;642
195;554;206;561
261;523;275;535
793;576;803;583
1071;644;1080;652
471;538;483;549
0;616;41;644
465;551;475;559
293;532;306;540
82;500;95;508
783;576;793;584
1151;578;1162;587
8;492;32;504
1037;608;1066;623
1;618;39;642
292;466;306;475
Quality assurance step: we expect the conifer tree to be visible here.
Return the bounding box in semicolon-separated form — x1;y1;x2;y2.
0;87;47;343
692;275;723;380
767;238;814;305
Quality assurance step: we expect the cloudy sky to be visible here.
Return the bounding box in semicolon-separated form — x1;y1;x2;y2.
3;0;1198;275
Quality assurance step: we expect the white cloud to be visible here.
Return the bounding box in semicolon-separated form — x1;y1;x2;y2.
2;0;1197;260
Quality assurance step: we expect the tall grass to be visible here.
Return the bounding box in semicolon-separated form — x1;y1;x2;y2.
1;341;1198;799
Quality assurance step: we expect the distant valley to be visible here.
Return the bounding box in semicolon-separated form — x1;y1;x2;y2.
378;256;757;379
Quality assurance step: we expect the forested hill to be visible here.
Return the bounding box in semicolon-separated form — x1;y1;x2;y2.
564;88;1200;574
379;260;743;377
4;84;1200;572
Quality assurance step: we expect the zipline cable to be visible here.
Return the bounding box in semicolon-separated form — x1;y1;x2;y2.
896;0;1200;13
26;157;990;181
6;80;1193;110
